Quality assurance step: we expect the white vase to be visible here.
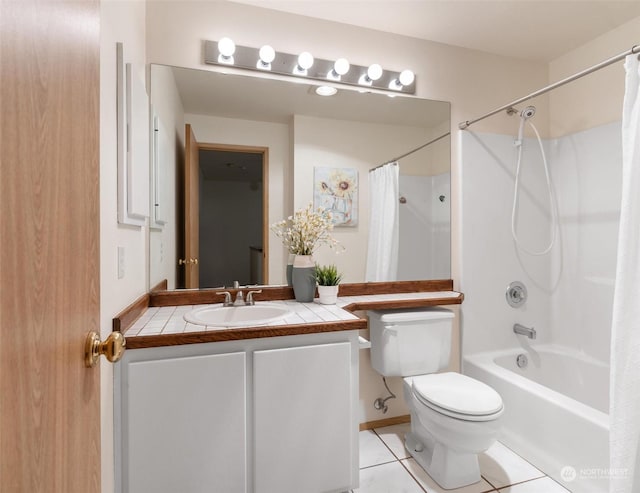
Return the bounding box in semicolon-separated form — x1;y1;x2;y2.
317;284;339;305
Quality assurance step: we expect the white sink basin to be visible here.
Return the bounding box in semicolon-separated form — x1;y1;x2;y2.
184;303;291;327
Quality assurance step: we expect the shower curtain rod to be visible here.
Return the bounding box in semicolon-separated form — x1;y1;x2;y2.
458;43;640;130
369;131;451;172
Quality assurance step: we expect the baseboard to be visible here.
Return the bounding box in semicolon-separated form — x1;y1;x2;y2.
359;414;410;431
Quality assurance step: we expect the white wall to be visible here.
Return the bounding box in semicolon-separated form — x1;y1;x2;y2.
185;113;291;284
549;16;640;138
401;121;452;177
100;1;148;492
293;114;440;282
149;64;185;289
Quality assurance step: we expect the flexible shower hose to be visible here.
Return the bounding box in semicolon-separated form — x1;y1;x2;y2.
511;120;558;255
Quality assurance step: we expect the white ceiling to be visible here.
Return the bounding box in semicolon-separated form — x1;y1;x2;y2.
230;0;640;62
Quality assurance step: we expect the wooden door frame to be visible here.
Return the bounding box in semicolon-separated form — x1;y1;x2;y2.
184;124;200;288
198;142;270;284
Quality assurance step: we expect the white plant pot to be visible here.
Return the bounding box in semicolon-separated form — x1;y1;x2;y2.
317;285;339;305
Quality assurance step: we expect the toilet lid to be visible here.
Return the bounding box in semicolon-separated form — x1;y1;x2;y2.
411;373;503;419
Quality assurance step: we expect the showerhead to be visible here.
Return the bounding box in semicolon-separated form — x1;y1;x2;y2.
515;105;536;145
521;106;536;119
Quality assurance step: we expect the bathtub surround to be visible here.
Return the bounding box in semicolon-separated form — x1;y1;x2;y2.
610;53;640;493
366;162;399;282
461;130;553;356
461;120;623;491
461;121;622;359
398;172;451;281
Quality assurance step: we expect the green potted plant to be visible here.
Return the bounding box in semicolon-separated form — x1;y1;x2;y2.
314;264;343;304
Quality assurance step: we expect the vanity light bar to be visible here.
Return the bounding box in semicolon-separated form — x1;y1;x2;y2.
204;40;416;95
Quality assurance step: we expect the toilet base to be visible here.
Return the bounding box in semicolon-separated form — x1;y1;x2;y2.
405;429;482;490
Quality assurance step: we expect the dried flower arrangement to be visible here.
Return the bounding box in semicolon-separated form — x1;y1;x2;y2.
271;203;343;256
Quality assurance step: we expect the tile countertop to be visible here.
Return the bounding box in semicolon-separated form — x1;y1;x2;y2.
124;291;462;349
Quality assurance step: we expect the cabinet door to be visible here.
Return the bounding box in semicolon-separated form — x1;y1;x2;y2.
124;352;246;493
254;342;353;493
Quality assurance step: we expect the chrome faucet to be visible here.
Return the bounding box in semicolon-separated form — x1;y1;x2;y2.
215;291;233;307
245;289;262;305
217;282;262;307
513;323;536;339
233;290;245;306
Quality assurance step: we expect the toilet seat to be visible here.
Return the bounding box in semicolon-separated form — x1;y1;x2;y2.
409;372;503;422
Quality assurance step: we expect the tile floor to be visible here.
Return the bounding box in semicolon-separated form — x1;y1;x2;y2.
356;423;571;493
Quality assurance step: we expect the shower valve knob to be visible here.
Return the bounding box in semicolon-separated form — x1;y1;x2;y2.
506;281;528;308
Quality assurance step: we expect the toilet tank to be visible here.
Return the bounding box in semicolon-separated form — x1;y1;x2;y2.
369;308;455;377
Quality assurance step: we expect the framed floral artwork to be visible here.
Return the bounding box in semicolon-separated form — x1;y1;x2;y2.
313;167;358;227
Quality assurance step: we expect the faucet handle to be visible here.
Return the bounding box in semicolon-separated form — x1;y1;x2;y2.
246;290;263;305
216;291;232;306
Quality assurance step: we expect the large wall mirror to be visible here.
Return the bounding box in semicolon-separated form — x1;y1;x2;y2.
149;64;451;290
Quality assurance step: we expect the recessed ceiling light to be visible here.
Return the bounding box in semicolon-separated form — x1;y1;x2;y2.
315;85;338;96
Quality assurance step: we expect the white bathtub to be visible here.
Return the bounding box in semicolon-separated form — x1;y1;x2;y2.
464;345;609;493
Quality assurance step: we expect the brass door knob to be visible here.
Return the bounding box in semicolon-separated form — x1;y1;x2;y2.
85;331;126;368
179;258;199;265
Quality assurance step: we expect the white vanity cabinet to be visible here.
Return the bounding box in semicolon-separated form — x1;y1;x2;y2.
254;342;354;493
120;352;247;493
115;331;359;493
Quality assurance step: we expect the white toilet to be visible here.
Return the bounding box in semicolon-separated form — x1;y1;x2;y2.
369;308;503;490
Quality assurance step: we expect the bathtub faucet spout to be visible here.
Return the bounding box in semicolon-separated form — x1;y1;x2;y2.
513;323;536;339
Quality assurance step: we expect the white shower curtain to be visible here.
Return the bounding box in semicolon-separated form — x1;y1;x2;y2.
365;162;399;282
610;53;640;493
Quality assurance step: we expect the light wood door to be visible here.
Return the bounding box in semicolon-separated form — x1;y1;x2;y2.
185;124;200;288
0;0;101;492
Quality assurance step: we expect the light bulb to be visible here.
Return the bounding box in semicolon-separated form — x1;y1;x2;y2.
389;69;416;90
399;69;415;86
257;45;275;70
293;51;314;76
218;37;236;57
334;58;350;76
259;45;275;64
327;57;350;81
297;51;314;70
367;63;383;81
